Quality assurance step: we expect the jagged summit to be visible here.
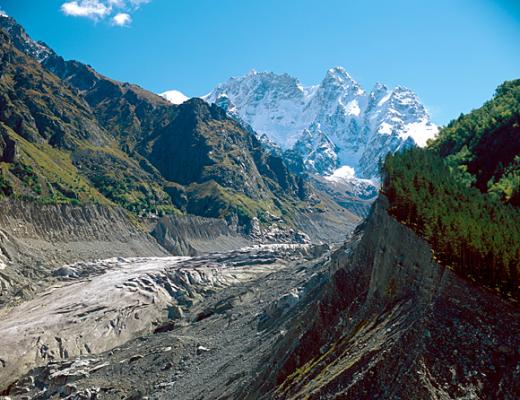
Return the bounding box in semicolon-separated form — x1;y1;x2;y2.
322;66;363;95
202;68;438;178
327;66;353;79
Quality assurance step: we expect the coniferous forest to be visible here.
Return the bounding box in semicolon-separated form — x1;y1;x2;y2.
383;80;520;300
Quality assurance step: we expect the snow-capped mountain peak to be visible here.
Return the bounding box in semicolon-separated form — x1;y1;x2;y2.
324;66;358;87
368;85;436;147
314;67;365;111
159;90;189;105
203;67;438;178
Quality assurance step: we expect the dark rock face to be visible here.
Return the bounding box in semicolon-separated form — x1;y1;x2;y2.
147;100;222;186
0;125;18;163
248;197;520;399
146;98;307;204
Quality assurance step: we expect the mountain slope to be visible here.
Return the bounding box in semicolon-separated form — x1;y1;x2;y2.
143;98;311;225
202;67;437;178
383;80;520;300
0;15;359;238
249;197;520;399
0;28;170;210
431;79;520;202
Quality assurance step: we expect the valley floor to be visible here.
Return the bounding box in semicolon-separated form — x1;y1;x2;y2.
1;243;333;399
1;199;519;400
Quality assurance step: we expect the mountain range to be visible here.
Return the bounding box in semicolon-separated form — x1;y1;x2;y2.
197;67;438;178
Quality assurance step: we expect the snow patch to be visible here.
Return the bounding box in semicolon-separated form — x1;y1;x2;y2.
160;90;189;105
345;100;361;116
325;165;356;182
378;122;393;135
400;120;438;147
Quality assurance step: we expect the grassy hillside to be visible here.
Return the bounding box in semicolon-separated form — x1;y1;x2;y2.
0;19;331;230
383;80;520;300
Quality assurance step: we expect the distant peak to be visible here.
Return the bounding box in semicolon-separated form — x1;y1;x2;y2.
392;85;415;95
0;9;7;18
389;86;423;106
328;66;348;75
321;67;362;95
325;66;356;83
159;90;189;105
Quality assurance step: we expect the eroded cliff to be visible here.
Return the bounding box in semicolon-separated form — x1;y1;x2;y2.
249;196;520;399
0;200;167;307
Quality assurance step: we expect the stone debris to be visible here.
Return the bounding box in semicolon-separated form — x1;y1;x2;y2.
197;346;210;355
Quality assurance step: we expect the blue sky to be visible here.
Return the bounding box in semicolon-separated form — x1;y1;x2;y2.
1;0;519;124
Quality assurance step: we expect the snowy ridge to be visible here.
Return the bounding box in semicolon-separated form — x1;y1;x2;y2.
202;67;438;179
